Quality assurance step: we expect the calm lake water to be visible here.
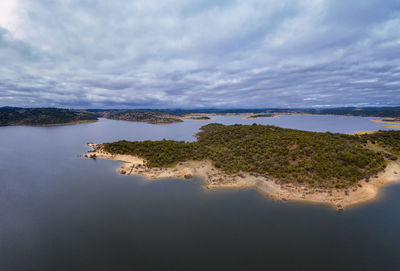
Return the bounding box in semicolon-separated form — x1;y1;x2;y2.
0;115;399;271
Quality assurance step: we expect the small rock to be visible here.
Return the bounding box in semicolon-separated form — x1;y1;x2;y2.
184;174;193;179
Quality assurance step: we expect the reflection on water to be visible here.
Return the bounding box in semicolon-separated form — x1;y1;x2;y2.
0;116;399;271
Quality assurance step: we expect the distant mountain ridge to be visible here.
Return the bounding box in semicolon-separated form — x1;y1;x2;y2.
0;108;97;126
1;106;400;126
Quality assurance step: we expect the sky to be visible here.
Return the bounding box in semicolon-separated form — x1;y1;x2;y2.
0;0;399;109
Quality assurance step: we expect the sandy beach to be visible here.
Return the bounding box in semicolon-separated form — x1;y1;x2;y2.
83;143;400;210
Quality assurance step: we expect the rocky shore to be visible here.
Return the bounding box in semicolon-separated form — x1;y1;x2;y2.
83;143;400;210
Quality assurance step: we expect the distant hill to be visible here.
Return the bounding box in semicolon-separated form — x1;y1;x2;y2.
0;108;98;126
92;107;400;118
267;107;400;118
2;106;400;126
93;110;183;124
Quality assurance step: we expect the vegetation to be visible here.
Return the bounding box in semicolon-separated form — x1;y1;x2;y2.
0;108;183;126
92;107;400;118
3;106;400;126
187;116;211;120
359;130;400;155
255;107;400;118
103;124;400;188
0;107;98;126
247;113;275;118
380;118;400;122
93;110;183;124
306;107;400;118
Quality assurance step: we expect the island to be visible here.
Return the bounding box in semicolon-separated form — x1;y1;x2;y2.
83;123;400;209
95;110;183;124
184;116;212;121
246;113;276;119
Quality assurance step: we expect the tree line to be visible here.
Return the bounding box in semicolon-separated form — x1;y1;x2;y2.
104;123;399;188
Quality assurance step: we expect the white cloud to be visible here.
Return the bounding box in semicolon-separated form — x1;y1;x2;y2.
0;1;20;33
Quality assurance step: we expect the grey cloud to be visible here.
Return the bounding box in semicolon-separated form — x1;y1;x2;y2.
0;0;399;108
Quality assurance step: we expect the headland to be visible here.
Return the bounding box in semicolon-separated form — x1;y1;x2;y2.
83;123;400;209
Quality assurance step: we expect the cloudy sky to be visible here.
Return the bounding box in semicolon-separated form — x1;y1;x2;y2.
0;0;399;108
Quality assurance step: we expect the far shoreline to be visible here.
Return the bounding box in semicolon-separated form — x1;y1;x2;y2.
1;119;98;127
3;113;400;130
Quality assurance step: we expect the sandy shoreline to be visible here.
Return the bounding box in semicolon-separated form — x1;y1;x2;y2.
372;119;400;129
83;143;400;210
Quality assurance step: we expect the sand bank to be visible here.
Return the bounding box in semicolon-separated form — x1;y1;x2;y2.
83;143;400;210
383;125;400;129
372;119;400;129
353;131;377;135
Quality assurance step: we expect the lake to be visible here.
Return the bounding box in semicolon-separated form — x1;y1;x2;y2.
0;115;399;271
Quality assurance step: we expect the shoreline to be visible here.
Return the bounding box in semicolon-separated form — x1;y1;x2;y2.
1;119;98;127
3;114;400;128
372;119;400;129
353;131;377;135
83;143;400;210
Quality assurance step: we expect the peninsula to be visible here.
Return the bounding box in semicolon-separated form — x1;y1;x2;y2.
372;118;400;129
95;110;183;124
0;107;98;126
84;123;400;209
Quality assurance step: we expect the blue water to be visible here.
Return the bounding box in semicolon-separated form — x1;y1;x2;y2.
0;116;399;271
210;115;394;134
